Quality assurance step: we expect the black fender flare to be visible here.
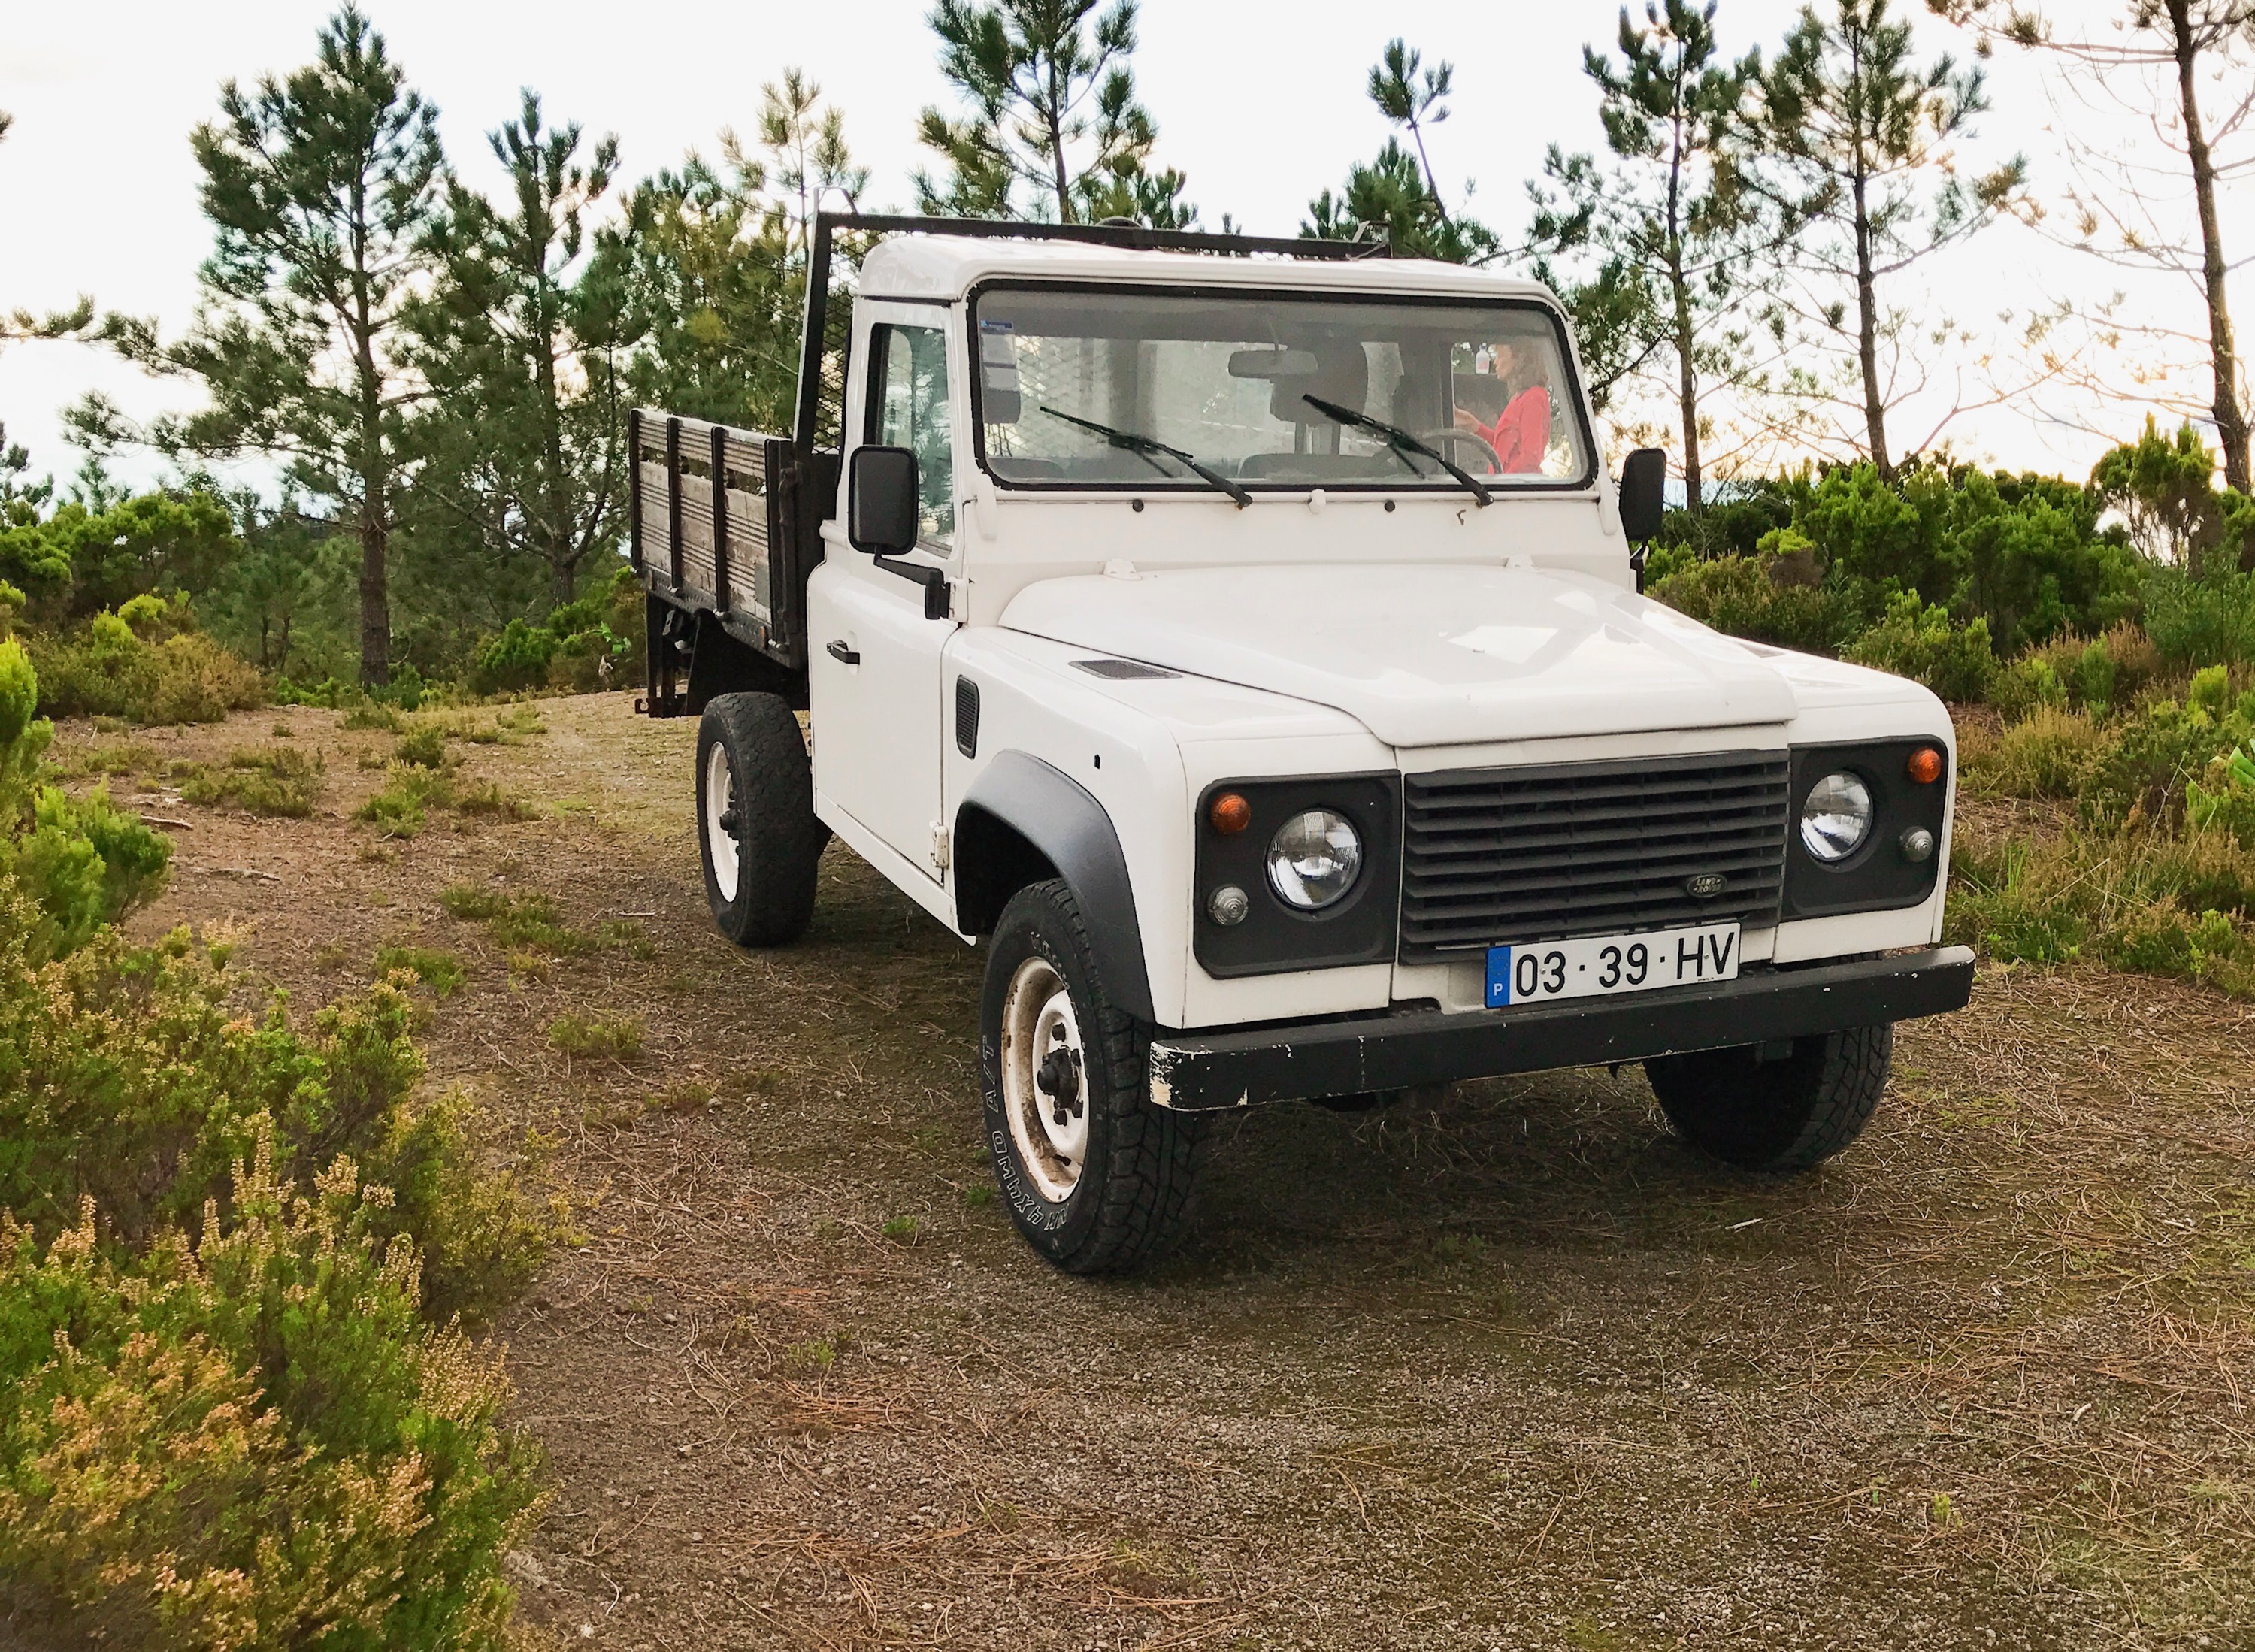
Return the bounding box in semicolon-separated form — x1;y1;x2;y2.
955;752;1155;1021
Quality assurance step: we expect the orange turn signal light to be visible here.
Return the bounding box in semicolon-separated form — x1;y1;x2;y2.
1905;746;1945;785
1209;791;1252;834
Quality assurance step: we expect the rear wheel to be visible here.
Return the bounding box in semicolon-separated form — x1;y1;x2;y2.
1645;1024;1892;1171
981;879;1205;1274
695;692;826;947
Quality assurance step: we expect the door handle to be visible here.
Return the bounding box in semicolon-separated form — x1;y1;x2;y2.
826;639;860;666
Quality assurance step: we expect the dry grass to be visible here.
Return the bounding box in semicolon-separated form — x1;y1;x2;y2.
44;695;2255;1651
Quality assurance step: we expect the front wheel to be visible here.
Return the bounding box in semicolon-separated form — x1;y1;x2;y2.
696;692;827;947
981;879;1205;1274
1645;1024;1893;1171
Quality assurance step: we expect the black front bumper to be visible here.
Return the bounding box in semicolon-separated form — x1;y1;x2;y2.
1146;946;1975;1111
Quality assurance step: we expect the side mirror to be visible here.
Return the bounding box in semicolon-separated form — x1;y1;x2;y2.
847;446;919;555
1618;447;1666;543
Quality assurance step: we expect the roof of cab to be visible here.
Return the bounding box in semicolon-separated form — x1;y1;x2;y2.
857;234;1560;307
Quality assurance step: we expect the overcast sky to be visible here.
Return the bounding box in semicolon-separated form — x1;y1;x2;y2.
2;0;2244;492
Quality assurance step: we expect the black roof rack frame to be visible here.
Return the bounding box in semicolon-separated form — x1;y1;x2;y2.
790;213;1391;452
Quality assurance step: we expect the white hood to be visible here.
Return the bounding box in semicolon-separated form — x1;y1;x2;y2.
999;563;1799;749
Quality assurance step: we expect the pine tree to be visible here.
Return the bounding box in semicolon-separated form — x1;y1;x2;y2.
122;6;443;686
1304;41;1497;260
1940;0;2255;492
1530;2;1776;517
411;94;628;606
913;0;1191;225
1759;0;2026;478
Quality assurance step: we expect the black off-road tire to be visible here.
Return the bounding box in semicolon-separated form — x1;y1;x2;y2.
981;879;1206;1274
1645;1024;1893;1172
695;692;827;947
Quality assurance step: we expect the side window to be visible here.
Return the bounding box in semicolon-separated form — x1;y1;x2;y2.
867;322;956;550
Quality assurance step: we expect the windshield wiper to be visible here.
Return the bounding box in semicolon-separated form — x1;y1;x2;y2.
1038;405;1251;510
1300;392;1492;507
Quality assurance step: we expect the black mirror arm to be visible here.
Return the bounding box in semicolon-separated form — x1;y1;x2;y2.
875;555;952;621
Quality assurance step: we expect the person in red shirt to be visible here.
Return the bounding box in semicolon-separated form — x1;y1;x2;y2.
1453;340;1551;474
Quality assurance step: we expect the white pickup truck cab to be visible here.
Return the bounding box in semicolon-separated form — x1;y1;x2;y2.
630;215;1973;1273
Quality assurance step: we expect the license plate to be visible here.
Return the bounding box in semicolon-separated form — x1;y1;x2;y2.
1485;922;1740;1009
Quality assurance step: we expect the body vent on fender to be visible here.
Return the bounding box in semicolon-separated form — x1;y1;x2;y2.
1071;658;1180;680
955;676;980;758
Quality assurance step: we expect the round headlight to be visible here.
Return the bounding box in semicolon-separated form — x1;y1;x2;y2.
1267;809;1363;909
1800;771;1873;862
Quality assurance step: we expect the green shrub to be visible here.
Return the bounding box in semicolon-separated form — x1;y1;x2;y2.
468;619;555;695
1646;553;1869;653
23;616;263;725
174;745;324;817
1945;838;2087;965
394;721;449;769
2188;737;2255;849
0;638;172;962
0;619;547;1648
373;944;467;997
2084;696;2252;826
440;883;594;955
0;1151;542;1650
547;1009;645;1061
1842;592;1997;702
2142;564;2255;667
1963;705;2109;800
353;765;452;838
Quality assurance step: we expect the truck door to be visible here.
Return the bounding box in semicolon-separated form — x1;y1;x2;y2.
807;304;959;882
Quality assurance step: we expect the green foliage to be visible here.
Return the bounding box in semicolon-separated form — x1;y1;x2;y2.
0;1147;542;1650
2083;693;2254;828
2141;563;2255;667
546;1009;645;1061
373;943;467;996
0;638;171;963
1948;822;2255;994
353;765;453;838
1962;705;2109;800
468;617;555;694
2188;736;2255;849
408;93;630;610
394;721;448;768
22;604;264;726
1795;461;2137;655
1647;551;1870;652
440;883;594;956
0;492;238;619
914;0;1185;227
1525;1;1770;498
2088;417;2254;571
174;744;324;817
1842;592;1996;702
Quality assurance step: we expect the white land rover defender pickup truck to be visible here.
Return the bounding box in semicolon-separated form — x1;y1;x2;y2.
630;213;1974;1274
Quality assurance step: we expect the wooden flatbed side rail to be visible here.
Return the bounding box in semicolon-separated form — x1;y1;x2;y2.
630;408;797;659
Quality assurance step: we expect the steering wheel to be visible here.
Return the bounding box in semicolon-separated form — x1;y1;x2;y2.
1416;428;1502;474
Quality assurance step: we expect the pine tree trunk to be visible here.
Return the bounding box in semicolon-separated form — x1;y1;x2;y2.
1853;168;1890;481
2169;0;2250;493
359;504;389;688
1674;274;1703;522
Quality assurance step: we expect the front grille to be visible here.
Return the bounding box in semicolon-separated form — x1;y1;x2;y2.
1400;752;1791;960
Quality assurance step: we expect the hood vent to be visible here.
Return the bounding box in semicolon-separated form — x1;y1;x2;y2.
1071;658;1180;680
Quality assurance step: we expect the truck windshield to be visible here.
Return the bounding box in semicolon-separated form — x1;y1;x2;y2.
970;285;1591;493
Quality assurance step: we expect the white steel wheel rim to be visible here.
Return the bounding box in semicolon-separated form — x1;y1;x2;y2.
704;742;740;902
1000;955;1090;1203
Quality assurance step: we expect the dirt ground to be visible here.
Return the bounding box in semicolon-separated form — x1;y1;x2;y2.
68;695;2255;1650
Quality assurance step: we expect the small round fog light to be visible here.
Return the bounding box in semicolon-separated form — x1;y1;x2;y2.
1899;827;1936;864
1207;884;1250;926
